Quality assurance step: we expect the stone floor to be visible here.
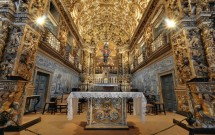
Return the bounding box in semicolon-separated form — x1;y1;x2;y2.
5;112;191;135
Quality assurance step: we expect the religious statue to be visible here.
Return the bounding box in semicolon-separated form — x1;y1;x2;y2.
101;42;111;63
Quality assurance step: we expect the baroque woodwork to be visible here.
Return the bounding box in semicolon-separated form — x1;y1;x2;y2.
28;0;47;17
0;25;23;79
0;25;40;81
58;18;68;57
63;0;150;48
0;20;11;61
87;98;126;128
17;26;40;81
196;14;215;81
187;82;215;128
171;28;208;84
0;80;27;126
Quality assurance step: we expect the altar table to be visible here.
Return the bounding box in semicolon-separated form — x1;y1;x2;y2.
67;92;146;129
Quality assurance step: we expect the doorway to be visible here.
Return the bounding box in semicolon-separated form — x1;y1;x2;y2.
160;74;177;112
34;71;50;110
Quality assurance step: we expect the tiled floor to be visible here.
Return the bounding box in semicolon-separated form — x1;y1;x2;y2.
5;112;190;135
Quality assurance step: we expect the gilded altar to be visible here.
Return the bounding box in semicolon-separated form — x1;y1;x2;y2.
86;97;127;129
67;92;146;129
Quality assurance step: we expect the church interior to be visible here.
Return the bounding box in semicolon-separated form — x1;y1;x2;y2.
0;0;215;135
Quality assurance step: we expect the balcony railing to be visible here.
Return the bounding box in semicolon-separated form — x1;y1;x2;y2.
151;32;167;52
40;28;81;72
68;54;74;64
41;28;61;52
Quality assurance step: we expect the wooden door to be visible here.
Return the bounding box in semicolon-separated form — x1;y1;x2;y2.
34;72;50;110
161;74;177;112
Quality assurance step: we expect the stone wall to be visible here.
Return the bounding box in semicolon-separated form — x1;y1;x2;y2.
35;52;80;96
132;55;174;95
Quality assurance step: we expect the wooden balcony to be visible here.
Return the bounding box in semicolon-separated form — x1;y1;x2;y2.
39;28;81;73
151;32;168;52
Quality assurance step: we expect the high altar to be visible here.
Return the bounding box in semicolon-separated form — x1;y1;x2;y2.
67;92;146;129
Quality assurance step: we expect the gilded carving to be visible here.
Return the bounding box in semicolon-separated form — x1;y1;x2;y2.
186;28;208;77
0;0;15;11
187;82;215;128
83;50;89;74
171;28;208;84
165;0;180;19
195;0;210;15
144;25;153;57
17;26;40;81
172;31;192;84
0;20;11;61
87;98;125;127
0;80;27;126
200;21;215;81
0;25;23;79
58;19;68;57
0;25;40;81
175;91;189;112
29;0;46;17
180;0;191;17
63;0;150;48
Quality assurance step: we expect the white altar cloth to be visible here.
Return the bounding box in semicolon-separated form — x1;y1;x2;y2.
67;92;147;122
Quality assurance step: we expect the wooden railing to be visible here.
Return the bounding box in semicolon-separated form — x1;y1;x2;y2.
40;28;82;72
41;28;61;52
131;31;171;73
151;32;167;52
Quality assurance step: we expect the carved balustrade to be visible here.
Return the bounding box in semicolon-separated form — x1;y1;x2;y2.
41;28;61;52
151;32;167;52
68;53;74;64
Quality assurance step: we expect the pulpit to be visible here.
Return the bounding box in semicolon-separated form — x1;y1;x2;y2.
67;92;146;129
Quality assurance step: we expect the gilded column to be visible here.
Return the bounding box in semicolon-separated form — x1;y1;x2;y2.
0;0;47;126
144;25;153;58
166;0;215;128
82;49;90;82
0;20;11;61
195;1;215;81
166;0;208;84
58;17;68;57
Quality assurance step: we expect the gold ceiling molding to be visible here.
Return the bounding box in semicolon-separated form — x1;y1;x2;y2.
62;0;150;48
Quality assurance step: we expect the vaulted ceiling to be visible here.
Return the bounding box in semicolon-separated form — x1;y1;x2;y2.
62;0;150;50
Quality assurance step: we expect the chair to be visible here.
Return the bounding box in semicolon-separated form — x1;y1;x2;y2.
127;98;133;115
56;94;68;113
154;102;166;115
78;98;86;114
42;97;57;115
145;95;156;114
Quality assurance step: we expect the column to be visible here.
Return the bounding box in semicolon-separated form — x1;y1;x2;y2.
58;17;68;58
0;0;48;126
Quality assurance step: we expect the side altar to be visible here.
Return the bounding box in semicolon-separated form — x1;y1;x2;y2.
67;92;146;129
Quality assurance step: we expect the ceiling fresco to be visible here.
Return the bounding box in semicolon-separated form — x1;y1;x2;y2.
62;0;150;51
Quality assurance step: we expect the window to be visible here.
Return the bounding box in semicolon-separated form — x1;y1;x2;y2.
49;2;60;22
